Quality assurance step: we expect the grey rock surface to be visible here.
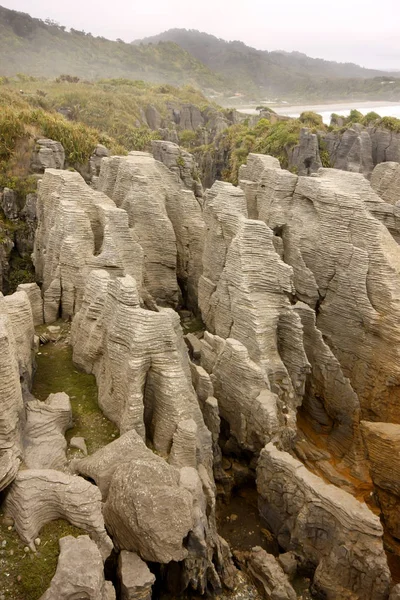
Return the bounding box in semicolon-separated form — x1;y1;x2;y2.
4;469;113;557
16;282;43;326
96;152;204;309
31;138;65;172
33;168;144;322
243;546;297;600
257;444;390;599
118;550;155;600
24;392;72;469
39;535;115;599
0;289;34;491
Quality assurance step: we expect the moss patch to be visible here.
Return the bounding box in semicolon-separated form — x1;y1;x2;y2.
0;516;82;600
32;322;119;453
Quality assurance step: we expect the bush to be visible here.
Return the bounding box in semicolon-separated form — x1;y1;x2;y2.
299;111;323;127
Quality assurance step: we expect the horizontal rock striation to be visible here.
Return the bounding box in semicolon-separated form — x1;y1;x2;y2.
0;289;34;491
241;157;400;427
23;392;72;470
3;469;113;557
257;444;391;599
33;168;144;322
198;179;310;451
96;152;204;310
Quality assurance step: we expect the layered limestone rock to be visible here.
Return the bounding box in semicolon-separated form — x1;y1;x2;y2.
40;535;116;600
3;469;113;557
151;140;203;198
17;282;44;326
198;179;310;451
257;444;391;600
96;152;205;309
71;271;234;592
33;168;143;322
293;302;366;479
0;290;34;491
323;124;374;176
118;551;155;600
371;161;400;205
240;158;400;428
288;128;322;176
23;392;72;470
71;271;211;462
31;138;65;173
239;546;296;600
361;422;400;540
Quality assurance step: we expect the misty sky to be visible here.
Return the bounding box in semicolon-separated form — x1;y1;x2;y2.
3;0;400;70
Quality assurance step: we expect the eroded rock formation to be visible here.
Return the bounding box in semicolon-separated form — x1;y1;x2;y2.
257;444;390;600
0;289;35;491
96;152;204;310
40;535;115;600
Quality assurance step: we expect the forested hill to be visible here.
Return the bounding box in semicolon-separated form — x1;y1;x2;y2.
1;5;400;102
0;6;229;92
135;29;400;100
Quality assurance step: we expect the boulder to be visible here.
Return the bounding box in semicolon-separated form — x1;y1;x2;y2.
103;454;194;563
40;535;115;599
31;138;65;172
277;552;297;580
243;546;296;600
118;551;155;600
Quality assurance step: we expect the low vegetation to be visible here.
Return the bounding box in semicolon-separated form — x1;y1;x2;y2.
0;515;83;600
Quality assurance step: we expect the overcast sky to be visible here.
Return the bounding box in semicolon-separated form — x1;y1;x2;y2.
3;0;400;70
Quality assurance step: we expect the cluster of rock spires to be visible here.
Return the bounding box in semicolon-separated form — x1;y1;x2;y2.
2;137;400;599
288;121;400;178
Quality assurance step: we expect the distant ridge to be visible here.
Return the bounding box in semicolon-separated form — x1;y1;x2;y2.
134;28;397;97
0;6;399;102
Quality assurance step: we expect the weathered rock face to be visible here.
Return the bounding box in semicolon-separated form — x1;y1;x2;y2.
371;161;400;205
23;392;72;470
361;421;400;540
71;272;233;591
241;158;400;428
96;152;204;310
3;469;113;557
323;124;374;176
40;535;116;600
118;551;155;600
71;272;211;461
257;444;391;600
33;168;144;322
1;187;19;220
239;546;297;600
288;128;322;176
151;140;203;198
89;144;110;181
16;282;43;326
198;179;309;451
0;289;34;491
31;138;65;173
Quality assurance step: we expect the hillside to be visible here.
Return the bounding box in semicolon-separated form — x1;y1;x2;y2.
135;29;400;101
0;6;230;93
